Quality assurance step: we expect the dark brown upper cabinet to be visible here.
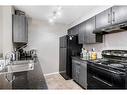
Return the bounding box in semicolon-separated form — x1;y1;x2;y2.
12;15;28;44
95;8;112;29
68;6;127;44
78;22;86;44
94;6;127;34
78;17;102;44
68;29;73;36
111;6;127;25
85;17;96;44
68;25;79;36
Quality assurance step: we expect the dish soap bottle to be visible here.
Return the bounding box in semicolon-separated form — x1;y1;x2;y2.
80;48;84;58
91;48;97;60
82;48;87;60
86;50;90;60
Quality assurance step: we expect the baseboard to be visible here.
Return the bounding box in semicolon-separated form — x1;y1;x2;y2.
44;72;59;76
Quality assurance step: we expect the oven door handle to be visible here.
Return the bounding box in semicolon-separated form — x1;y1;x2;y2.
92;64;124;75
92;76;113;87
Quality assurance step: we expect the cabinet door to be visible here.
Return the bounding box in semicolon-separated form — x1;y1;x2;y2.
68;27;78;36
75;63;80;83
72;60;76;80
85;17;96;43
72;60;80;83
25;17;28;43
71;28;76;35
0;74;12;89
13;15;28;43
68;29;73;35
0;75;3;88
78;22;86;44
79;62;87;88
112;6;127;24
27;61;48;89
12;72;28;89
96;8;112;29
59;48;67;74
60;36;67;48
85;20;89;44
74;25;79;35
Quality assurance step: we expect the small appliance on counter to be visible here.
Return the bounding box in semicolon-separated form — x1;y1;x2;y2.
87;50;127;89
13;49;37;61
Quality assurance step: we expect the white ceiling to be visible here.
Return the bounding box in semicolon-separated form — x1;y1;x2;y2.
15;6;110;26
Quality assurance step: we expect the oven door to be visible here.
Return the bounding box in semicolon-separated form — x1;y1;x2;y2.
87;64;113;89
87;63;126;89
87;73;113;89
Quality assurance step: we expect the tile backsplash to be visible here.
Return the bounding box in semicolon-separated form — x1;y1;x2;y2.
83;31;127;58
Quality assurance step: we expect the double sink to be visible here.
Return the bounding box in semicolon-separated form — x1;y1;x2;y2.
0;60;34;74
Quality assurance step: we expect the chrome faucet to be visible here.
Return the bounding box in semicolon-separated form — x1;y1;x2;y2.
4;52;16;83
5;52;15;66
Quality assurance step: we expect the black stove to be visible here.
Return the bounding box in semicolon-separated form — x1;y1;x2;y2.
87;50;127;89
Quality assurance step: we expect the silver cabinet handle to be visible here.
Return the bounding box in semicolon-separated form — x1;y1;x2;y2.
112;12;115;22
92;76;112;87
108;13;110;23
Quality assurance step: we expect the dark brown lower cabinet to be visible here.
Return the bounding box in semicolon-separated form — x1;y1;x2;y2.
0;74;12;89
0;60;48;89
12;60;48;89
12;71;28;89
72;58;87;89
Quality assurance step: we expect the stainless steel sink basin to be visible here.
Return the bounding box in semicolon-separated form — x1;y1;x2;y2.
0;67;8;73
8;60;34;73
12;60;33;65
0;60;34;74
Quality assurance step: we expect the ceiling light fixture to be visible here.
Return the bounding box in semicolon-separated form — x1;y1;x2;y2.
56;11;62;17
57;6;62;11
53;15;57;19
49;6;62;24
49;18;54;23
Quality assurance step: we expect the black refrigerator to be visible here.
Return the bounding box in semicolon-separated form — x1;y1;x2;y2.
59;35;82;80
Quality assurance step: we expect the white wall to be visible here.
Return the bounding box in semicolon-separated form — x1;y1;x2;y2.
0;6;13;58
2;6;13;57
0;7;3;57
26;18;68;74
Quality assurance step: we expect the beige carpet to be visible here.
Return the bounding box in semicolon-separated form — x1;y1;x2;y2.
44;74;84;90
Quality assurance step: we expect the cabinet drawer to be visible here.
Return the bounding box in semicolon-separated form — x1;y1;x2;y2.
12;72;28;89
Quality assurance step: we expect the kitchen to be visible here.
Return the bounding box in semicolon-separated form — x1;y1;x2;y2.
1;4;127;90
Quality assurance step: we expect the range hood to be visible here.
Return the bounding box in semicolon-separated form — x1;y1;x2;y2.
93;22;127;34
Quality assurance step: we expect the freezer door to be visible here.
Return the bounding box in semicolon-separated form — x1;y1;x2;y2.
60;36;67;48
59;48;67;75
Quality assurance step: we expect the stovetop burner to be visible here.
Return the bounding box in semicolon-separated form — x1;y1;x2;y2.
90;58;127;71
108;64;125;68
87;50;127;89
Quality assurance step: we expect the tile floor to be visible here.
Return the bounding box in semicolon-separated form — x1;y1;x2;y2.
44;74;84;90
